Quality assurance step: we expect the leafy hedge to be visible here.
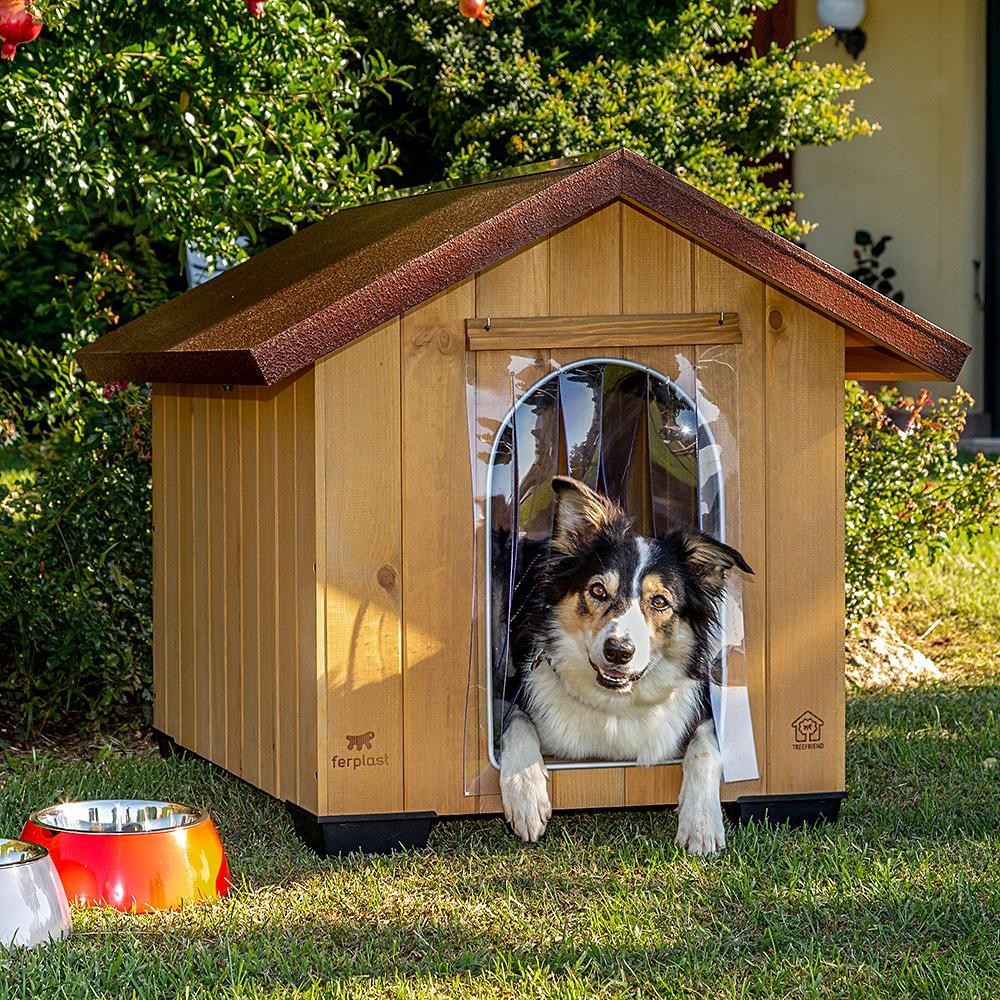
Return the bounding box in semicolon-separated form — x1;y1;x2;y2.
348;0;875;240
844;382;1000;623
0;376;151;734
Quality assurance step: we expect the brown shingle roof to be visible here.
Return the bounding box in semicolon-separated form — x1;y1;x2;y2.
77;148;970;385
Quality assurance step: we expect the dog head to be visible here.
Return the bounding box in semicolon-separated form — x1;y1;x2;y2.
543;476;752;697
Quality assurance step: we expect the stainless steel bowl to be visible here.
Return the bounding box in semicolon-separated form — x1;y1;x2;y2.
28;799;208;834
0;838;71;948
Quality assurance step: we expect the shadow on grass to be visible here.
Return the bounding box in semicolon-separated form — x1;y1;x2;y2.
0;679;997;997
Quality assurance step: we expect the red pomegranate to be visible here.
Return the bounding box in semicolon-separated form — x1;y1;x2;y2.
245;0;266;17
459;0;493;27
0;0;42;60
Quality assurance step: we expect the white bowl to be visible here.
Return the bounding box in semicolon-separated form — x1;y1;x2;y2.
0;838;71;949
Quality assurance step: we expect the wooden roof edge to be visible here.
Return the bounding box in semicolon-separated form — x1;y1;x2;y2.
616;152;970;382
76;148;970;386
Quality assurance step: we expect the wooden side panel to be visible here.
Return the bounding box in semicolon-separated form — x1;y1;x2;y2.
176;386;197;750
256;390;279;794
619;205;694;807
302;373;323;816
401;282;477;816
155;376;319;808
206;392;227;766
546;205;626;812
473;240;552;815
151;388;172;734
316;323;404;816
222;393;244;776
763;288;846;794
190;394;212;760
238;388;262;791
693;247;768;802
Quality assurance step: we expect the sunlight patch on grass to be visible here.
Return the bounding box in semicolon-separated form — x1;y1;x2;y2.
0;529;997;998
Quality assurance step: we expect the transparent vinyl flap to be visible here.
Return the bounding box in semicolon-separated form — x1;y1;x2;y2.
464;350;758;793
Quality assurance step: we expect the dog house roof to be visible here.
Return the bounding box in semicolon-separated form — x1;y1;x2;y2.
77;148;970;386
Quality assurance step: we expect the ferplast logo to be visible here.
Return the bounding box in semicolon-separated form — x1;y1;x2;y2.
333;732;389;770
792;711;825;750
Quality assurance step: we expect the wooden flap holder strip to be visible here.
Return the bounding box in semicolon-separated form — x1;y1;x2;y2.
465;312;741;351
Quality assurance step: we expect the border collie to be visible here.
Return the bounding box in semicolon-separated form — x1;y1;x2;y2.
498;476;752;855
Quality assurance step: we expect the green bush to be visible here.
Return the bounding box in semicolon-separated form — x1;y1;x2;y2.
1;0;401;258
0;379;152;735
0;251;158;735
348;0;875;239
844;381;1000;624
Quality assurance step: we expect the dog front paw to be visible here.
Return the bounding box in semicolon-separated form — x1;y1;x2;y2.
675;798;726;856
500;761;552;843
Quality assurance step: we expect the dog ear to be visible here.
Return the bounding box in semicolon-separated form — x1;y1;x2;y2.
550;476;617;554
677;528;753;588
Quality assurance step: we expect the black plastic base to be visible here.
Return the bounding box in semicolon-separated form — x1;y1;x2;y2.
286;802;436;857
154;729;187;760
727;791;846;828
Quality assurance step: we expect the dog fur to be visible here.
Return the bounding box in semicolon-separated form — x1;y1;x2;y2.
497;476;752;855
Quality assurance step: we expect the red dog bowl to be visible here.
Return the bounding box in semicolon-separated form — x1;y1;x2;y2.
21;800;231;913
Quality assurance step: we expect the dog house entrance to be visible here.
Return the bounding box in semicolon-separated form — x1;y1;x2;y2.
466;353;758;792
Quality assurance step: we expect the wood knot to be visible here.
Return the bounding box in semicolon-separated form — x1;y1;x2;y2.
767;308;786;333
377;565;398;590
413;328;452;354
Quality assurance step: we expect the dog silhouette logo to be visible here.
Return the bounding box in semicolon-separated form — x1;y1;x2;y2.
792;712;824;744
346;731;375;751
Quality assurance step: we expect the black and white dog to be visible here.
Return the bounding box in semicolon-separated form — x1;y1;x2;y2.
498;476;752;855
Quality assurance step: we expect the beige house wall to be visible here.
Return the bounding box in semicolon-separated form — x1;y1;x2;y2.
794;0;986;405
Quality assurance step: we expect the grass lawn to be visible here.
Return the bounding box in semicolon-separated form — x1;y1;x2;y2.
0;534;997;999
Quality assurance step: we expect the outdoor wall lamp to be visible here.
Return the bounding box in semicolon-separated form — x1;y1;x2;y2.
817;0;867;59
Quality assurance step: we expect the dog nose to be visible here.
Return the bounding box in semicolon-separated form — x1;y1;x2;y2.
603;636;635;665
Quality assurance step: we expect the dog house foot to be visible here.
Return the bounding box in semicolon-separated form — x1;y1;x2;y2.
286;803;436;857
727;792;847;828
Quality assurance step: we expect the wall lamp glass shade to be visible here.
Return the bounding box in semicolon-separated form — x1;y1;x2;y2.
0;839;72;949
20;800;231;913
817;0;866;30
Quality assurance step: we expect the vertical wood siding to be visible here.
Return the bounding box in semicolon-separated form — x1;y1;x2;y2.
154;196;847;820
400;283;477;816
315;323;404;817
153;375;317;805
763;289;847;794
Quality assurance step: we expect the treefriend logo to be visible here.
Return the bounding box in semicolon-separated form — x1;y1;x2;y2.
791;711;825;750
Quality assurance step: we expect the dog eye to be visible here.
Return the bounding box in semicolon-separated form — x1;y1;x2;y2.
649;594;671;610
588;582;608;600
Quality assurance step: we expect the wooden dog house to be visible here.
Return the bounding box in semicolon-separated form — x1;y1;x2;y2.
78;149;969;854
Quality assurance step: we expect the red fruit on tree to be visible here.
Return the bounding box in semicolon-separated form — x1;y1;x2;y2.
0;0;42;60
459;0;493;27
245;0;266;17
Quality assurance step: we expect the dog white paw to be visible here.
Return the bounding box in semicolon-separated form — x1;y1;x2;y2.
500;761;552;843
675;798;726;856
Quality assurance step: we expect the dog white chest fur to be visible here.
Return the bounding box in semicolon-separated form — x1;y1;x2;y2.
524;640;704;766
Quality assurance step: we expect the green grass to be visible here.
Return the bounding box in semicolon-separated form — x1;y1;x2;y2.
1;536;998;999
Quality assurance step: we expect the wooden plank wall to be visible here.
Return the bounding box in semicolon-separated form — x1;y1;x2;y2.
315;323;403;818
762;291;846;794
460;202;776;814
154;196;846;821
153;375;319;812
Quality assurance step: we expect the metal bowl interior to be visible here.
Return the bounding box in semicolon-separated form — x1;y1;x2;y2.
0;838;47;867
29;800;207;834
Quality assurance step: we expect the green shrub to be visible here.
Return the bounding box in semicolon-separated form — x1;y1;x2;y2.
349;0;875;240
0;253;157;735
844;381;1000;624
0;380;152;735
